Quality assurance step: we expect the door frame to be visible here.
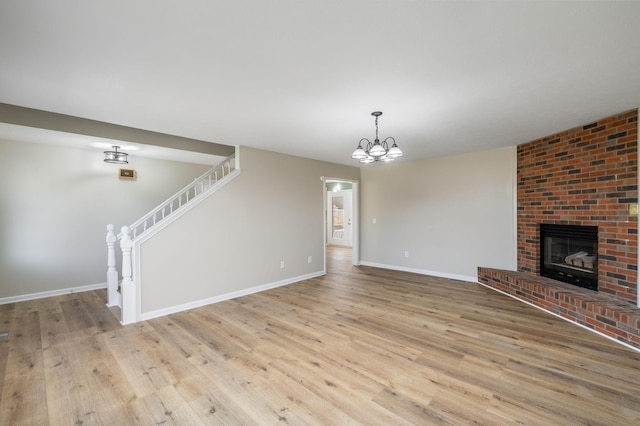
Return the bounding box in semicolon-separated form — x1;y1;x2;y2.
321;177;360;272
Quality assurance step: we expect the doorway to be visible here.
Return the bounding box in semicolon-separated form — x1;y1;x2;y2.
323;178;359;270
327;189;353;246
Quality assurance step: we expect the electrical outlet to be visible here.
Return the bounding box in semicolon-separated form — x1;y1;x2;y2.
372;218;377;224
280;260;285;269
308;256;312;263
630;203;639;216
404;251;409;258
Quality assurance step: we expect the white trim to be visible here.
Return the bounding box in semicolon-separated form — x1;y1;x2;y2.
321;176;328;275
360;261;476;283
139;270;324;322
351;181;360;266
0;282;107;305
477;280;640;354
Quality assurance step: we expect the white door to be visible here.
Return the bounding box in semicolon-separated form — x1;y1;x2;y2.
327;190;352;246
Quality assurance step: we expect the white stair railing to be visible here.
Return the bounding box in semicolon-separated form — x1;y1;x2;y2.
105;152;239;321
127;153;236;239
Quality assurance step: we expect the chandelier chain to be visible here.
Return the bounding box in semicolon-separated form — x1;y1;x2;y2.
375;116;379;141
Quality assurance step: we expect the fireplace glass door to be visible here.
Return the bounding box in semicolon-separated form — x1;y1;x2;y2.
540;224;598;290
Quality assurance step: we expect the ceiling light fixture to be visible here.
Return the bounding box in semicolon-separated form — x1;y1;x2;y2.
104;146;129;164
351;111;402;164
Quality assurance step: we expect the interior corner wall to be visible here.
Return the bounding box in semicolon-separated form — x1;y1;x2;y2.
138;146;360;315
0;139;211;299
360;146;517;280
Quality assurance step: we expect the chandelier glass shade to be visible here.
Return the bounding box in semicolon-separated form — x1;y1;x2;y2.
352;111;403;163
104;146;129;164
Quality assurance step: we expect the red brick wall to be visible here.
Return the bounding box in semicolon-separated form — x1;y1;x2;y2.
517;109;638;303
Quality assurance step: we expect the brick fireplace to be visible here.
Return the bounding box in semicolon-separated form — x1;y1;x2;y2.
479;109;640;349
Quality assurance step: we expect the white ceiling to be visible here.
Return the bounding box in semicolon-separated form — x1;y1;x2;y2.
1;1;639;166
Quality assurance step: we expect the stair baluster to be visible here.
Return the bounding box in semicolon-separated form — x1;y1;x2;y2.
120;226;136;324
106;224;120;308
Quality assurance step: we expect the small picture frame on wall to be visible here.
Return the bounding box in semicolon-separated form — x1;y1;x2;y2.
119;168;137;180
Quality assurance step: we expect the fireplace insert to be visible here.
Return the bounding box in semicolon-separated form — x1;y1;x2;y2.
539;224;598;291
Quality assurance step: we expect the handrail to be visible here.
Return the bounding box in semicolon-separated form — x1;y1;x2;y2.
125;153;236;239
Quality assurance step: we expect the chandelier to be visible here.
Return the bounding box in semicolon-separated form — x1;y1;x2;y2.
351;111;402;163
104;146;129;164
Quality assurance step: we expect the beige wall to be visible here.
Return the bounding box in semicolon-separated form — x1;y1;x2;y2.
2;138;515;310
0;139;211;299
139;146;360;315
360;146;517;280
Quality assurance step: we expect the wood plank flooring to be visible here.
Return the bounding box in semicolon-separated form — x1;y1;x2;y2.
2;246;640;424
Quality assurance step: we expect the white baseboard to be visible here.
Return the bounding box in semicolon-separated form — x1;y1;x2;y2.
359;261;477;283
0;282;107;305
140;270;325;322
476;281;640;354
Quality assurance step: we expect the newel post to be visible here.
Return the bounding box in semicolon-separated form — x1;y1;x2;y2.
120;226;137;324
106;224;120;308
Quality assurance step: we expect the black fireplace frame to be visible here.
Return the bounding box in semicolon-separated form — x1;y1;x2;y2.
539;224;598;291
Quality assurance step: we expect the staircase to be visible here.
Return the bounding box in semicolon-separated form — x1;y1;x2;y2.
105;152;240;324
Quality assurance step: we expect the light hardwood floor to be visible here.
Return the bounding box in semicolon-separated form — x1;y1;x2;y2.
1;246;640;425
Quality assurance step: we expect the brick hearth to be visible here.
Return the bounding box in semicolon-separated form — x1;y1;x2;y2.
478;268;640;348
479;109;639;349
